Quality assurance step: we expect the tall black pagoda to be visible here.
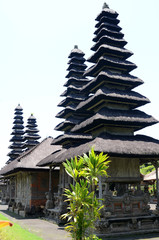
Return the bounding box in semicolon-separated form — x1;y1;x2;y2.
7;104;25;163
24;114;41;150
38;3;159;235
52;45;92;148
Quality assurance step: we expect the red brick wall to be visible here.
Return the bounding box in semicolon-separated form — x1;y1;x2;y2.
30;170;59;207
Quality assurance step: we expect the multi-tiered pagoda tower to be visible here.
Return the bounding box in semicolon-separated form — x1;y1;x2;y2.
24;114;41;150
52;46;92;147
38;3;159;236
7;104;25;163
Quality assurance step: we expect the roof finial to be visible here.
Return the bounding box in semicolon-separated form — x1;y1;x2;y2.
74;45;78;49
103;2;109;9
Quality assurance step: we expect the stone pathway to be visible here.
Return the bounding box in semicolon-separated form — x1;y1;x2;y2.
0;205;71;240
0;204;159;240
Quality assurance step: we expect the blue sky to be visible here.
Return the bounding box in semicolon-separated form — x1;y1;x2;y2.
0;0;159;167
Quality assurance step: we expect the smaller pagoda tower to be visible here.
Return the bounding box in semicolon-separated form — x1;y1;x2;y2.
7;104;25;163
52;45;92;148
24;114;41;150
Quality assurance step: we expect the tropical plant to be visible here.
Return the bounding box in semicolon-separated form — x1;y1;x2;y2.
62;147;110;240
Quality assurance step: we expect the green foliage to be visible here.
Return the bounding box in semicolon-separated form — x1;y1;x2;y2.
80;148;110;190
0;213;43;240
140;164;155;175
62;147;110;240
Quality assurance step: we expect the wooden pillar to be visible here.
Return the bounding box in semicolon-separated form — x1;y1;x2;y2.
152;160;159;210
156;164;159;210
9;178;11;200
49;166;52;193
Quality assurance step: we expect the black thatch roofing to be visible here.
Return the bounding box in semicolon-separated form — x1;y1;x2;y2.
51;133;92;147
38;134;159;167
68;47;85;58
37;148;67;167
92;35;127;50
95;15;120;27
76;87;150;111
94;28;124;42
56;105;75;118
81;71;143;93
94;22;122;34
0;137;61;176
58;94;86;107
54;117;80;132
60;85;83;97
67;62;87;71
64;77;90;87
65;69;86;78
7;104;25;163
68;56;85;64
85;56;137;77
71;108;158;133
88;44;133;63
95;7;118;20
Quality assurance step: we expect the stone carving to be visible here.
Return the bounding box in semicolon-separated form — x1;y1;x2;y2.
45;192;53;209
95;220;109;233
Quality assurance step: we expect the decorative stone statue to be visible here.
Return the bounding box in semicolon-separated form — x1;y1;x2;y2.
45;192;53;209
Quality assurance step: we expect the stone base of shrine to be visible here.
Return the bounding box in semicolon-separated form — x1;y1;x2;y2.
95;214;159;237
19;210;26;218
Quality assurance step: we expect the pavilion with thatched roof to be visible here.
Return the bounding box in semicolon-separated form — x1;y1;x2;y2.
0;137;61;217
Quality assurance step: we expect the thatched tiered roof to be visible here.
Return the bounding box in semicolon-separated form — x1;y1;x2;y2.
25;114;41;150
39;4;159;167
71;3;158;137
38;134;159;167
1;137;61;176
52;46;92;147
7;104;25;164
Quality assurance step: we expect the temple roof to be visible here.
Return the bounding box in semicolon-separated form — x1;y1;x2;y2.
37;148;66;167
15;104;23;111
92;35;127;50
85;56;137;76
58;94;86;107
68;46;85;58
0;137;61;176
54;117;80;132
67;62;87;71
60;84;86;97
38;134;159;167
71;108;158;133
56;105;76;119
88;44;133;63
94;28;124;42
76;87;150;111
96;6;118;20
48;4;159;168
64;77;90;87
95;15;120;27
51;133;92;147
94;22;122;34
81;71;143;92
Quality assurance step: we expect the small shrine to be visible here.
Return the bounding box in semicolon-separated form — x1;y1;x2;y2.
38;3;159;236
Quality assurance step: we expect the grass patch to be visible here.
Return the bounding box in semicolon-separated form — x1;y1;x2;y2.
0;213;43;240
